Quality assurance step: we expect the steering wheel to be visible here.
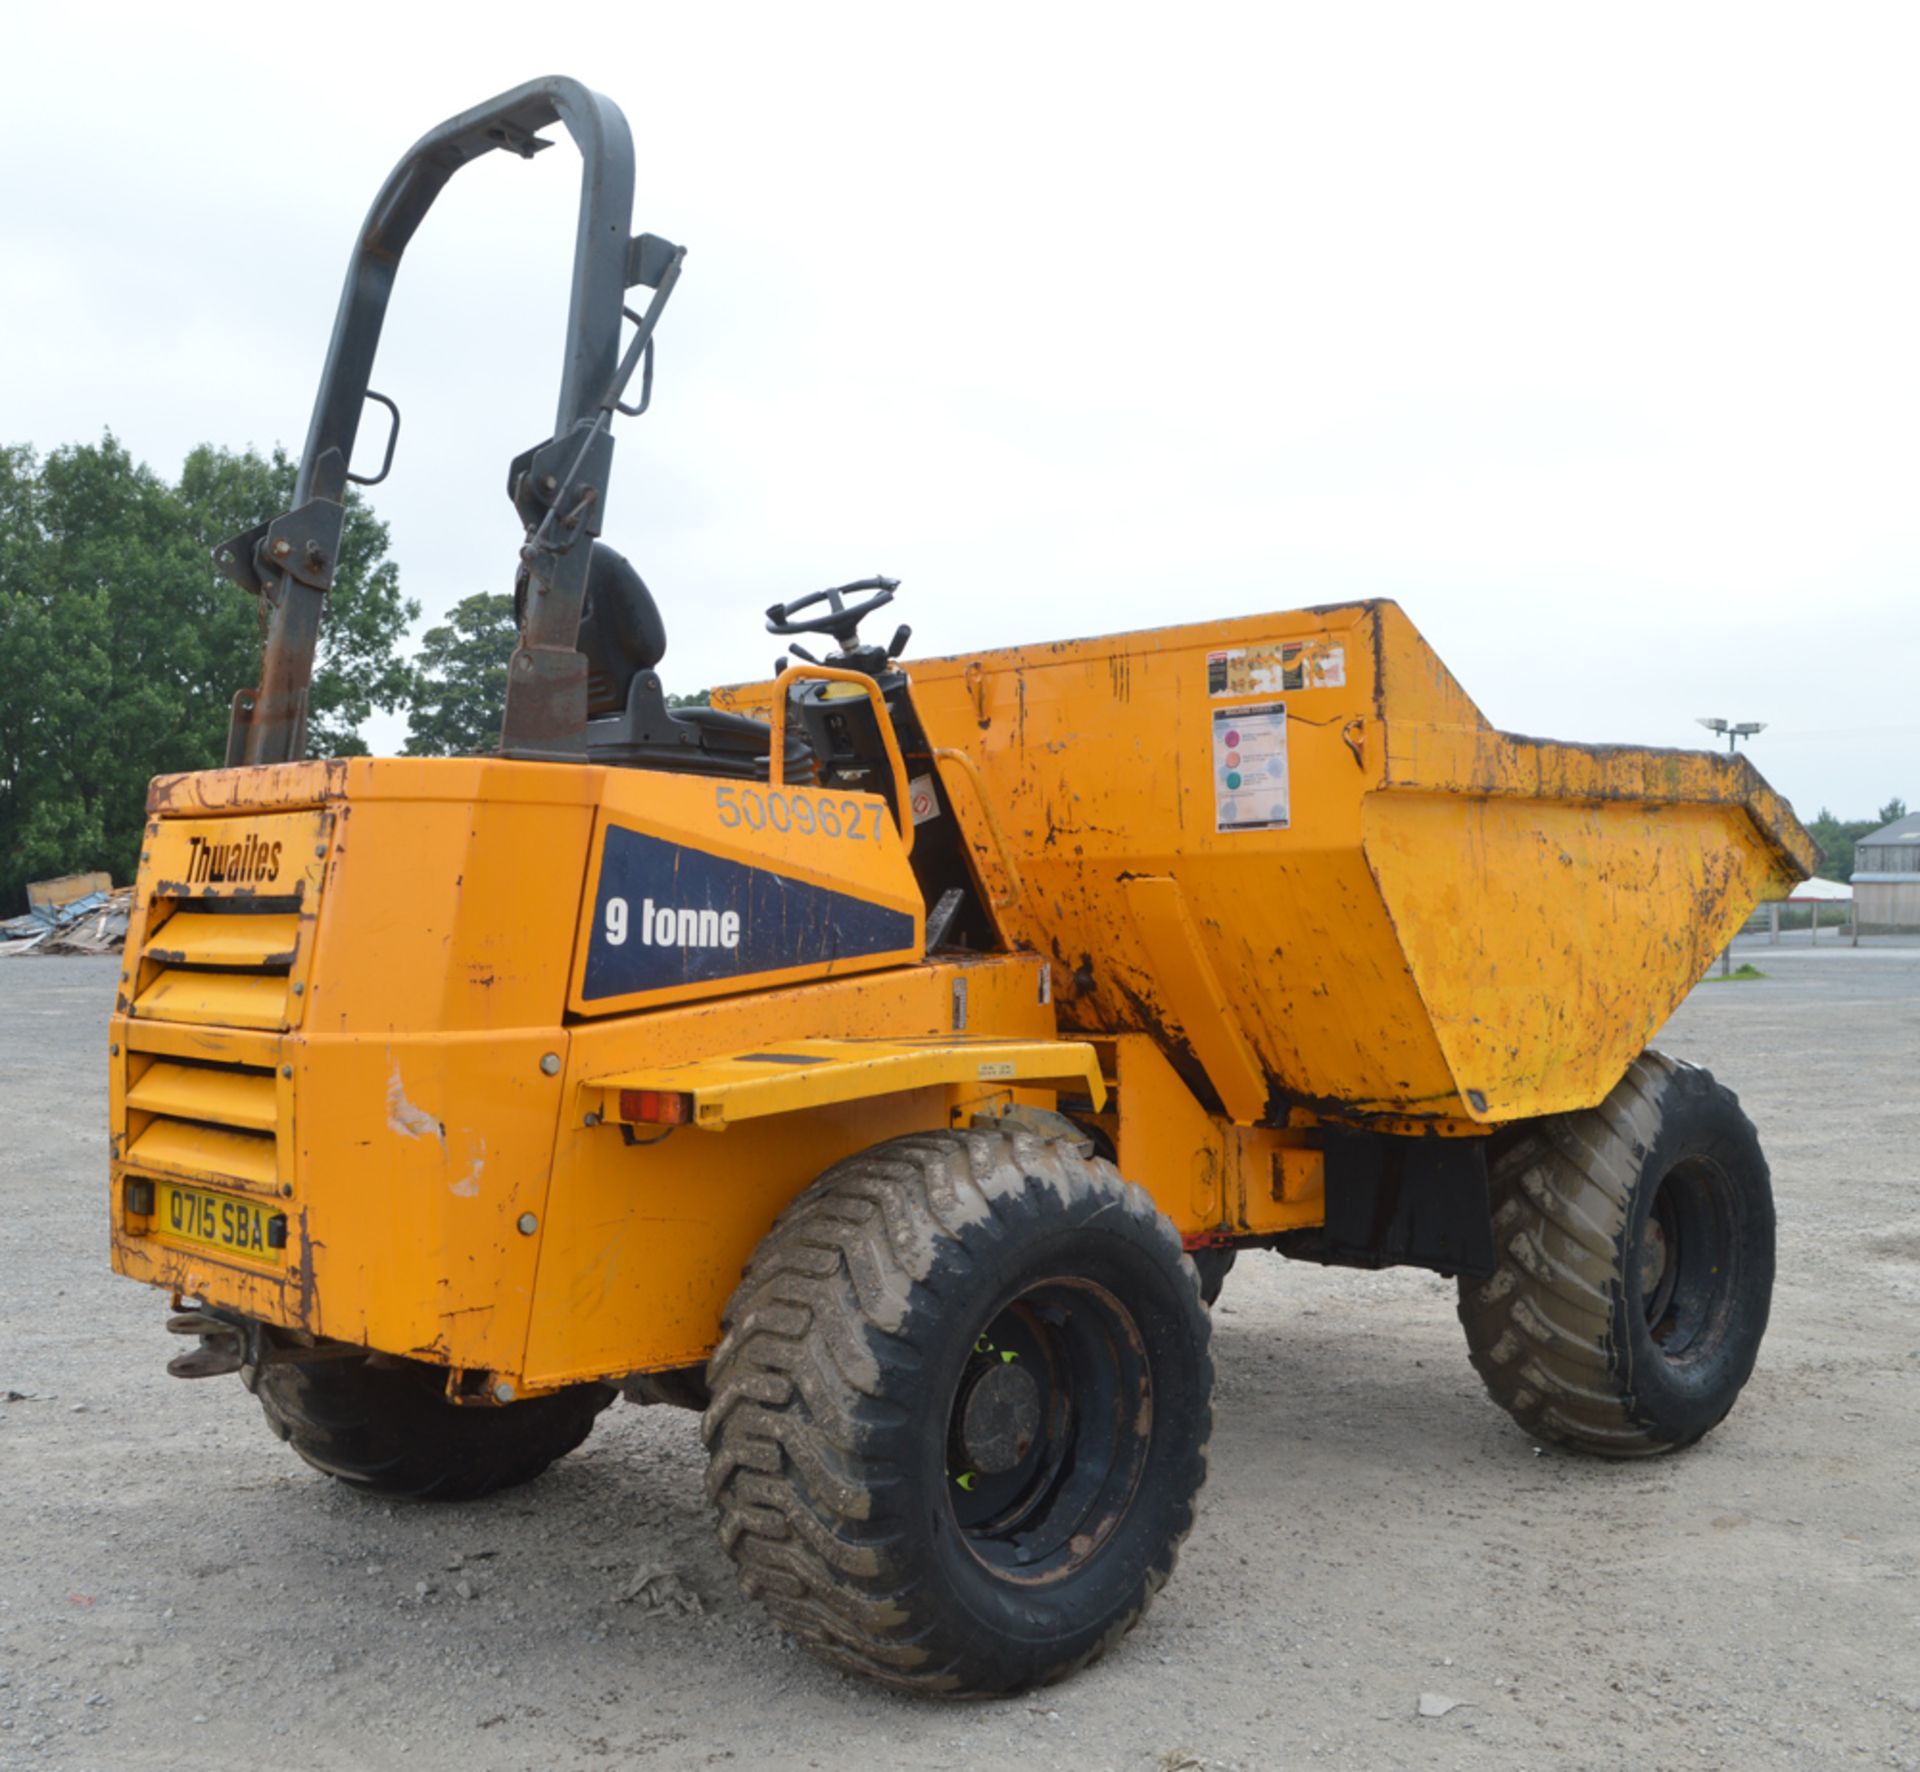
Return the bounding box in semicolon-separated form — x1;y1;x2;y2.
765;576;900;650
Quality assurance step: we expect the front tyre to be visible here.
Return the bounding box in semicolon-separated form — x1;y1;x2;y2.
1459;1051;1774;1456
703;1129;1212;1696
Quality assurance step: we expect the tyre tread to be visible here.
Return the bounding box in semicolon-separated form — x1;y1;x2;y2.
1458;1050;1763;1456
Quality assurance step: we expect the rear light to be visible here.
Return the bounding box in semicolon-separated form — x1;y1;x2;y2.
618;1089;693;1125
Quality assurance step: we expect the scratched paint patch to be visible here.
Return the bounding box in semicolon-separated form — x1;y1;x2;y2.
1213;702;1289;832
1207;640;1344;696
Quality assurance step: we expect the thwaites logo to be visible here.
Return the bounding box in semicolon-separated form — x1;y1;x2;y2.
583;825;915;1000
183;832;284;886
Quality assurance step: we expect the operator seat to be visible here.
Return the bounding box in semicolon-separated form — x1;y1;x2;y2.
547;543;810;781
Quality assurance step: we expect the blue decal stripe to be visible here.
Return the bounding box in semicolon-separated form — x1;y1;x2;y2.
584;826;917;1000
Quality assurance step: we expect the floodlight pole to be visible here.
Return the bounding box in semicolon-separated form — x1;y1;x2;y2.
1694;718;1766;975
1696;716;1767;755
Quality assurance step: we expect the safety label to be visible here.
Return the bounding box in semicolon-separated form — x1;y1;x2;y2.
1206;640;1344;697
1212;702;1289;832
906;773;941;825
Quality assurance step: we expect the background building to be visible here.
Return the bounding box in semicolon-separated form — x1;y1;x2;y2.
1853;810;1920;931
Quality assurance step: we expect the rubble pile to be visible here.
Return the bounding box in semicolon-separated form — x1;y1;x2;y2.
0;887;133;957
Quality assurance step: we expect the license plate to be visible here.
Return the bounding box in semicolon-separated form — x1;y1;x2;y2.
154;1181;284;1263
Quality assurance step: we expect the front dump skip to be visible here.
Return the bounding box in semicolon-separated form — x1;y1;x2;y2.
896;600;1814;1128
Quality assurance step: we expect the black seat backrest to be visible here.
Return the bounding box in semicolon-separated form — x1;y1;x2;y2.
577;543;667;717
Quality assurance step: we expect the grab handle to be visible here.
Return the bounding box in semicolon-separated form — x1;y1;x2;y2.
769;666;916;857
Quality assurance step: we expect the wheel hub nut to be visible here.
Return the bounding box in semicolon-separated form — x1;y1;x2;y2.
960;1362;1041;1474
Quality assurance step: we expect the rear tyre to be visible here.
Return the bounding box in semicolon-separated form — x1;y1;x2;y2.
704;1128;1212;1696
1458;1050;1774;1456
251;1355;616;1501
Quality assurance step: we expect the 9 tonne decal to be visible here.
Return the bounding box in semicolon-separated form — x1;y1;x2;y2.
584;819;917;999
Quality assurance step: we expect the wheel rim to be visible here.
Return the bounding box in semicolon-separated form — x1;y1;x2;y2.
1637;1156;1739;1361
944;1277;1151;1585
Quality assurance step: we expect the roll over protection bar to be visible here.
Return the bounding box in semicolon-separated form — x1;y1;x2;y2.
219;75;682;766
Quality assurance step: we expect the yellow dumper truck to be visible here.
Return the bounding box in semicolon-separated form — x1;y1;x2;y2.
107;77;1817;1695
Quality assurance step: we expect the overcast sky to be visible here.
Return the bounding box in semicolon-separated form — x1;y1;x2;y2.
6;3;1915;825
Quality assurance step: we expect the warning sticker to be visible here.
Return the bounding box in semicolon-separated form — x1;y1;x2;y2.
906;773;941;825
1206;640;1345;697
1212;702;1289;832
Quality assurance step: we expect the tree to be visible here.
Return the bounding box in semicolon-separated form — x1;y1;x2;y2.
1877;797;1908;826
0;434;416;911
403;593;517;756
176;444;417;757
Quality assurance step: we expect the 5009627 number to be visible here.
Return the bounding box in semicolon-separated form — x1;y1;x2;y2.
714;784;885;842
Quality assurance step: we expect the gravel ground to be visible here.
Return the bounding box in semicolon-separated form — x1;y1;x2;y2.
2;948;1916;1771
